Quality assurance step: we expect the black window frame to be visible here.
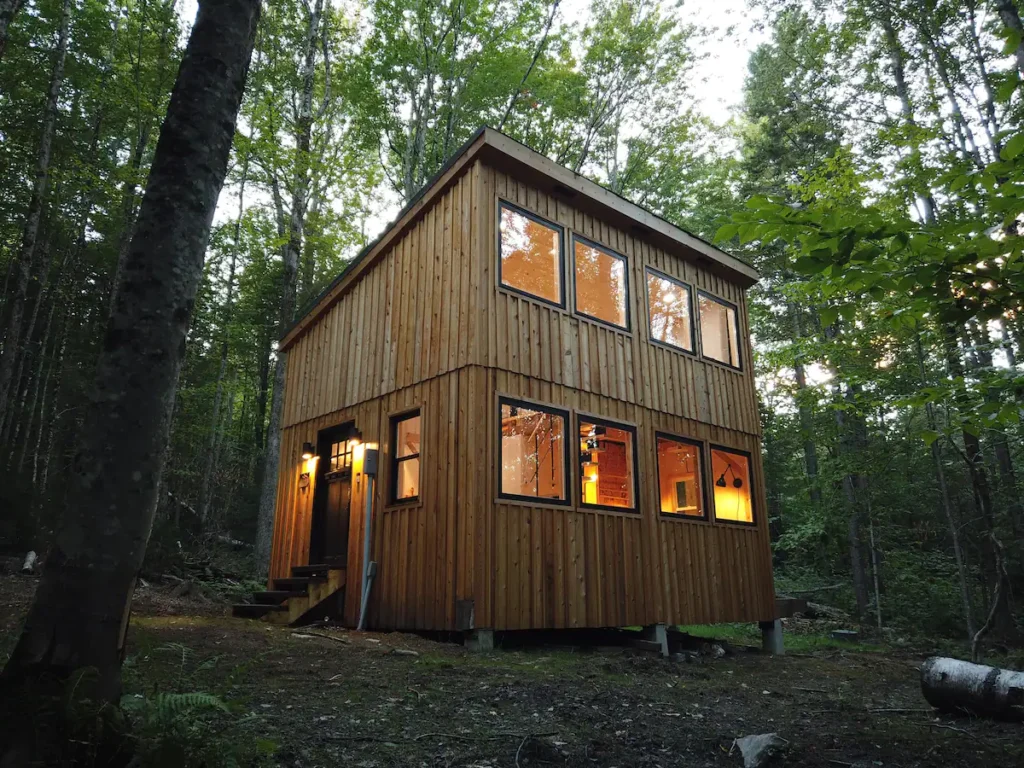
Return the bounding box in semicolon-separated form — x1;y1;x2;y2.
644;266;696;355
654;432;709;521
576;414;640;514
497;200;566;309
697;290;743;371
497;396;572;506
709;444;756;526
571;234;631;332
389;409;422;505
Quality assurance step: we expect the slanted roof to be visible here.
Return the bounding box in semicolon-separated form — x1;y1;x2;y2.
279;126;759;352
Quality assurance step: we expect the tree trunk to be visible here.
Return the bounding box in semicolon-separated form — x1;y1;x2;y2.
921;656;1024;720
0;0;70;430
254;0;322;577
198;152;249;524
995;0;1024;77
0;0;25;60
791;306;821;506
0;0;260;747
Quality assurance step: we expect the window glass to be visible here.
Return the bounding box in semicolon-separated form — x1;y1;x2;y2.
329;440;353;473
578;419;635;509
500;400;567;501
391;413;421;502
711;448;753;523
646;270;693;351
699;293;741;368
656;436;704;517
499;203;563;305
574;238;628;328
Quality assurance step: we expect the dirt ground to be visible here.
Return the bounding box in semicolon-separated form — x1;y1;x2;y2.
1;574;1020;768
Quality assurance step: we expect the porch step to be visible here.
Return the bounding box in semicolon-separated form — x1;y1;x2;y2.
233;566;347;626
292;564;330;577
253;590;306;604
274;576;325;591
231;603;287;619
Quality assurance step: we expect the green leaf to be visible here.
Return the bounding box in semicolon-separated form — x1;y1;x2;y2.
1000;132;1024;161
819;306;839;327
920;430;941;447
793;256;827;275
714;222;739;243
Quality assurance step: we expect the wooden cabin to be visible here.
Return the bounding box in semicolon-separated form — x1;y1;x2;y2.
233;127;780;648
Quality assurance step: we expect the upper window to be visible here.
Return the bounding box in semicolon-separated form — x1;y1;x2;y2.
499;202;563;306
499;398;569;504
656;434;705;518
390;411;421;503
646;268;694;352
711;447;753;524
578;417;637;511
329;440;353;474
698;292;741;368
573;236;628;329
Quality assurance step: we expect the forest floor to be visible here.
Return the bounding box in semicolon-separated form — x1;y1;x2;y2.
1;573;1021;768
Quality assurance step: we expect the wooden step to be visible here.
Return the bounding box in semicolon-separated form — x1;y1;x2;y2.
273;576;324;591
232;603;287;619
292;563;331;577
253;590;305;604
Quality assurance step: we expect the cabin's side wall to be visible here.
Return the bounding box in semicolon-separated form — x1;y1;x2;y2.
268;164;486;624
468;159;775;629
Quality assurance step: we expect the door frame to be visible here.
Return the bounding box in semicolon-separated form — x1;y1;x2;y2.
309;420;358;564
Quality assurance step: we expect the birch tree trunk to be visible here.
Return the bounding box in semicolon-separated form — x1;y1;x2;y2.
0;0;25;60
0;0;260;749
995;0;1024;77
921;656;1024;720
255;0;323;577
0;0;70;430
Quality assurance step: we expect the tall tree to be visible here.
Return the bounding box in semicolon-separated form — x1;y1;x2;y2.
0;0;261;757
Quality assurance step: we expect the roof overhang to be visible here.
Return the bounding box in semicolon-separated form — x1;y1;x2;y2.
279;126;759;352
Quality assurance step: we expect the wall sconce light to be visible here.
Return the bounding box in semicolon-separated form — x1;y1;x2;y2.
301;441;315;460
347;428;363;447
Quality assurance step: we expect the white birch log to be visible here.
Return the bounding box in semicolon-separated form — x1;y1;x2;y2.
20;551;38;574
921;656;1024;720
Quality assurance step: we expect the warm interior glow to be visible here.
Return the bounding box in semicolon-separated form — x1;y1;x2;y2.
574;239;627;328
500;401;566;500
500;204;562;304
699;293;740;367
394;414;420;500
711;448;753;523
656;436;703;517
647;270;693;351
578;420;634;508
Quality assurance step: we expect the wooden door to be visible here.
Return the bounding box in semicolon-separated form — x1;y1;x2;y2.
310;427;355;565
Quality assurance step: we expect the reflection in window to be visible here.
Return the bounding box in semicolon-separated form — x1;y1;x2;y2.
646;269;693;351
578;419;635;509
656;435;704;517
699;293;741;368
391;412;421;502
499;203;563;305
500;400;567;502
711;448;753;523
574;237;628;328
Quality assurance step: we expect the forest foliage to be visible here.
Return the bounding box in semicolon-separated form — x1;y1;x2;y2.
1;0;1022;644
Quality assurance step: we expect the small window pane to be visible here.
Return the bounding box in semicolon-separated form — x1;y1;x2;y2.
711;448;753;523
699;293;741;367
574;239;627;328
396;457;419;500
500;204;562;305
578;420;635;509
500;401;566;501
647;271;693;351
397;415;420;458
657;436;704;517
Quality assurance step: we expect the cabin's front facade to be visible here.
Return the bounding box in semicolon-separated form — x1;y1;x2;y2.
247;128;775;637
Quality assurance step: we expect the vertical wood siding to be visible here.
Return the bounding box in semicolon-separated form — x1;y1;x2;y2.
270;155;775;631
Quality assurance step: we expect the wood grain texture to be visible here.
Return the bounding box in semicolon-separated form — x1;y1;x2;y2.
269;156;775;632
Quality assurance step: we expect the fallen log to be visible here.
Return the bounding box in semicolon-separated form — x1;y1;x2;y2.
921;656;1024;720
21;551;38;574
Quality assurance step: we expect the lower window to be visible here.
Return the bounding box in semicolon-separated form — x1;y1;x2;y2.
578;417;636;510
499;399;569;503
656;434;705;518
390;411;421;503
711;447;753;524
